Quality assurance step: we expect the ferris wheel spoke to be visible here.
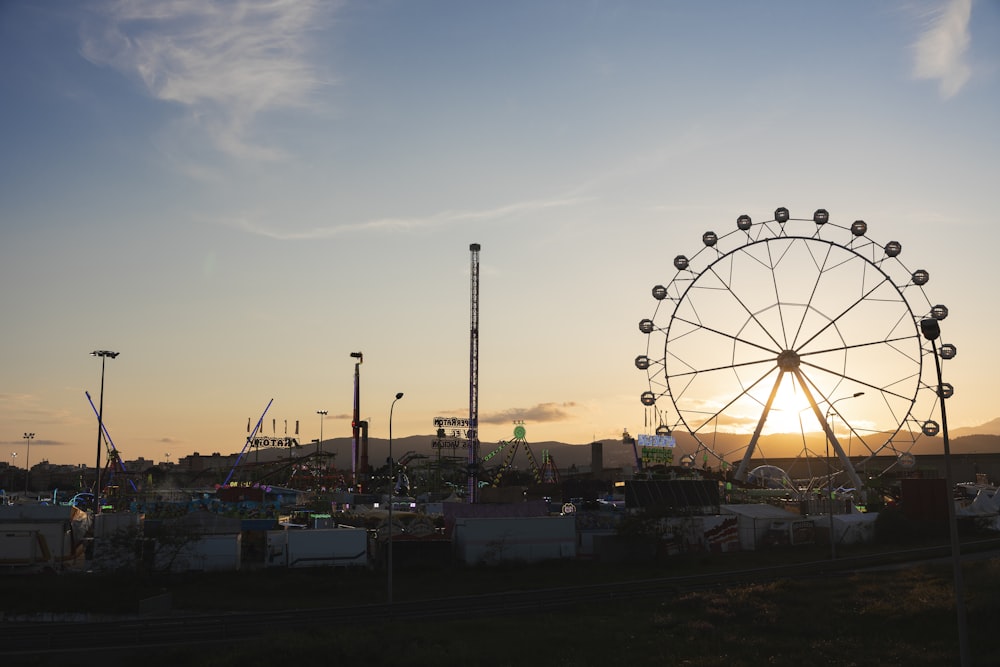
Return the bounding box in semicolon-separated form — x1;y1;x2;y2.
796;334;923;397
703;266;786;351
795;277;895;353
666;354;778;381
763;241;798;350
797;358;917;403
789;240;838;351
797;334;919;361
671;315;781;358
684;365;780;435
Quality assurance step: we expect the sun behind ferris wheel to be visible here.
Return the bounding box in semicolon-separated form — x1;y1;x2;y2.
634;206;954;494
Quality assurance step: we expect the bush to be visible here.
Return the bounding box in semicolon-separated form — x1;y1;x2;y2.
874;505;946;544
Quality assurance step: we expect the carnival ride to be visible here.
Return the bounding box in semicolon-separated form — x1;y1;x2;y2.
481;422;543;486
540;449;561;485
84;391;139;503
635;207;955;499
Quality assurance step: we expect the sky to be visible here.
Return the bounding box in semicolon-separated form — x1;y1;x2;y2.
1;0;998;471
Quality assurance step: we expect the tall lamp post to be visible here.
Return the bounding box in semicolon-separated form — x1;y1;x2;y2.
22;432;34;495
387;391;404;605
9;452;17;493
824;392;863;560
316;410;327;455
91;350;119;513
350;352;363;489
920;316;969;667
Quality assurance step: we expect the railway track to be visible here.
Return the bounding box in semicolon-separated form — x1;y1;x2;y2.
3;539;998;658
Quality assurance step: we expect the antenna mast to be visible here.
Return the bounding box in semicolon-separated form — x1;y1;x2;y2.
350;351;363;490
467;243;481;503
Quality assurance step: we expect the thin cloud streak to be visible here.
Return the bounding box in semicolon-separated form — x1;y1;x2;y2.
209;195;591;240
912;0;973;98
80;0;334;160
480;402;580;425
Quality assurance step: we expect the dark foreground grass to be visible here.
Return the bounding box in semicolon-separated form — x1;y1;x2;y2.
144;558;998;667
171;560;998;667
5;551;999;667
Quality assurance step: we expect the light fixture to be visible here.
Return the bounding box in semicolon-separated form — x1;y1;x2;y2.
387;391;405;605
824;391;864;560
91;350;119;513
22;432;34;495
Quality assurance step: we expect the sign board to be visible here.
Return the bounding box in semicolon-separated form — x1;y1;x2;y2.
433;417;475;449
637;434;676;448
641;446;674;466
434;417;471;428
432;439;472;449
250;437;299;449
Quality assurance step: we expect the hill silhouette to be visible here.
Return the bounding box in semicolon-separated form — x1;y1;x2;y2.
949;417;1000;438
251;423;1000;473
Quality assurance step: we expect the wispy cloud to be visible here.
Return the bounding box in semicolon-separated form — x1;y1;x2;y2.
911;0;973;98
209;194;590;240
0;393;81;430
480;402;580;425
80;0;333;159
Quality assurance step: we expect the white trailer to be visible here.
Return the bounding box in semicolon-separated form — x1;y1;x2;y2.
266;526;369;568
91;511;142;571
158;533;242;572
0;505;90;571
453;516;576;565
720;504;807;551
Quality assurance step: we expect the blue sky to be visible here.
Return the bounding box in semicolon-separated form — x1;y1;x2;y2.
1;0;997;469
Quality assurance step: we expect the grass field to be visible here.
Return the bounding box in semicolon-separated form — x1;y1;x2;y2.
3;543;998;666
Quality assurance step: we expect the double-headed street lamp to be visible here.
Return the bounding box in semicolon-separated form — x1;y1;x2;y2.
91;350;119;513
9;452;17;491
22;433;34;494
316;410;328;455
387;391;404;605
824;392;863;560
350;352;363;489
920;316;969;667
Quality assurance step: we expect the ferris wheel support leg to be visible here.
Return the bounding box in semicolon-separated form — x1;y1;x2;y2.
793;370;866;493
734;371;785;482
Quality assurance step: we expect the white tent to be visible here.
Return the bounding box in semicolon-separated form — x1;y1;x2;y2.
831;512;878;545
720;504;804;551
957;488;999;517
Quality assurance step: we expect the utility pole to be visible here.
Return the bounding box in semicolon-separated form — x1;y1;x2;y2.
350;352;363;490
467;243;480;503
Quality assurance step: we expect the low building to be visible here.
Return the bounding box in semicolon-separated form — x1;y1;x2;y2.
0;505;91;572
266;526;368;568
452;515;576;565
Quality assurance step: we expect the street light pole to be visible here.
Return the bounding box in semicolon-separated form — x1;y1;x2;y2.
825;392;863;560
9;452;17;494
350;352;363;489
387;391;404;605
22;433;34;495
920;317;970;667
316;410;327;455
91;350;119;513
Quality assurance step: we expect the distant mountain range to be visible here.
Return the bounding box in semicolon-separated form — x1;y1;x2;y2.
258;417;1000;472
948;417;1000;438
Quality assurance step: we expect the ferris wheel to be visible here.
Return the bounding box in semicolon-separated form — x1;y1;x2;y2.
635;207;955;491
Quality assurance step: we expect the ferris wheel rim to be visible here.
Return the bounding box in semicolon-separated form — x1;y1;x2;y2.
665;238;920;445
637;208;949;487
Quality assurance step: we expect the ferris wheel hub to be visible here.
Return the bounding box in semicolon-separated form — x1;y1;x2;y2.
776;349;801;371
